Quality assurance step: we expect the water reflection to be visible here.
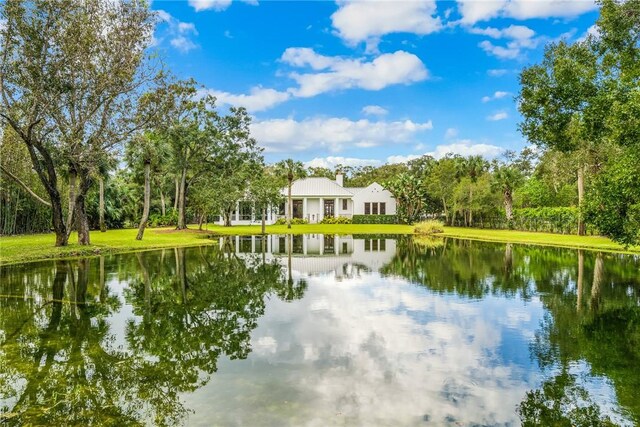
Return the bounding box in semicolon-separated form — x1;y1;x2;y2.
0;246;302;426
1;235;639;426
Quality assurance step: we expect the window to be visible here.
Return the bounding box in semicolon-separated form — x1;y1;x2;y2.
292;200;304;219
364;202;371;215
380;239;386;251
342;242;348;254
364;239;370;251
342;199;348;210
278;203;285;216
372;239;378;250
324;199;334;217
372;202;378;215
380;202;386;215
324;234;335;253
239;202;252;221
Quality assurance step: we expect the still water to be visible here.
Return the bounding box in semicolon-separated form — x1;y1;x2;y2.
1;234;639;426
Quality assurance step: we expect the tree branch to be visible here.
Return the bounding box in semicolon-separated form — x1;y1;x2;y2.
0;164;52;207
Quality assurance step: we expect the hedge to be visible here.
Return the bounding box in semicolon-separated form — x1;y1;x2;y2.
320;216;352;224
352;215;398;224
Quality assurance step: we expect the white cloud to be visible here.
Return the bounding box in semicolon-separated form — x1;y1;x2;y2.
204;87;291;112
305;156;382;169
170;36;197;53
444;127;459;139
362;105;388;116
155;10;198;53
487;111;508;121
456;0;597;25
283;49;429;98
188;0;258;12
251;117;433;153
428;139;505;158
470;24;541;59
487;68;509;77
388;139;505;163
578;24;600;42
469;24;534;40
482;91;510;102
331;1;442;49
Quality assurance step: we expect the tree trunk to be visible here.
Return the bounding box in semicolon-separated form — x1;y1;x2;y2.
441;197;448;225
136;160;151;240
590;253;604;312
99;177;106;232
173;176;179;211
577;250;584;312
468;186;473;227
577;166;586;236
50;195;68;246
198;212;204;230
261;207;266;234
160;188;166;216
176;168;187;229
504;188;514;222
67;166;77;238
74;174;92;245
287;180;292;229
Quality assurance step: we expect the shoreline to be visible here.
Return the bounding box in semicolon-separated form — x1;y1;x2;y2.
1;224;637;266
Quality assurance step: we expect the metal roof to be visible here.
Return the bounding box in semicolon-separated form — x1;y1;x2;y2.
281;177;355;197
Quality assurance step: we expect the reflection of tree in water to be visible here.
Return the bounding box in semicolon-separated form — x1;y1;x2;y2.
0;245;305;426
381;237;640;424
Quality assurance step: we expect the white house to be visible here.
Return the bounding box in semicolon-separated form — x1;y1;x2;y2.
220;234;397;278
219;173;396;225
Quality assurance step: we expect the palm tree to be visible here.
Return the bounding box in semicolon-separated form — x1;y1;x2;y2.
492;165;523;224
454;155;487;226
274;159;306;229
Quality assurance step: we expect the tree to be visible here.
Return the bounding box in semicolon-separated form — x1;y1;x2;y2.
0;0;159;246
384;172;425;224
454;155;488;226
274;159;306;229
426;156;457;225
492;163;524;223
518;37;600;235
248;167;283;234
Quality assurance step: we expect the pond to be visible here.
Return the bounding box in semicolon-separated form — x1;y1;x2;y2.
1;234;639;426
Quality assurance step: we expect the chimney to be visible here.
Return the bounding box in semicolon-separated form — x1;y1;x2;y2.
335;173;344;187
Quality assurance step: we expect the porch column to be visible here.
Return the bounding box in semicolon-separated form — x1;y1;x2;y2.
335;198;339;217
303;235;307;255
335;235;339;255
303;198;308;222
235;202;240;222
319;198;324;222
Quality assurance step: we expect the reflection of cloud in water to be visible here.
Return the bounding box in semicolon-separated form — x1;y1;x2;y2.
184;271;548;426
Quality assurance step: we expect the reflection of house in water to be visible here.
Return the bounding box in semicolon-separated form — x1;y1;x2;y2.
220;234;396;278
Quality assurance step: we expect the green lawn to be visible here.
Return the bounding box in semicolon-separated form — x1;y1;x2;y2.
0;224;636;265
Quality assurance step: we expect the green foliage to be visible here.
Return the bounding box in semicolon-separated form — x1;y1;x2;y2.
512;207;583;234
352;215;397;224
319;216;352;224
414;220;444;235
149;210;178;228
273;217;308;225
584;148;640;246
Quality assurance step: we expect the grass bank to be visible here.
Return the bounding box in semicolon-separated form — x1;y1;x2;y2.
0;224;636;266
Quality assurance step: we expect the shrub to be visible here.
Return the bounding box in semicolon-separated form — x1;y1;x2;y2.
414;220;445;235
352;215;397;224
320;216;352;224
274;217;308;225
149;211;178;228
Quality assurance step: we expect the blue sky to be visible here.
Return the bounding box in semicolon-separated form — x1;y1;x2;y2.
151;0;600;168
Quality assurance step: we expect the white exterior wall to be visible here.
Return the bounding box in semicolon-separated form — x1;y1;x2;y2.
352;183;397;215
